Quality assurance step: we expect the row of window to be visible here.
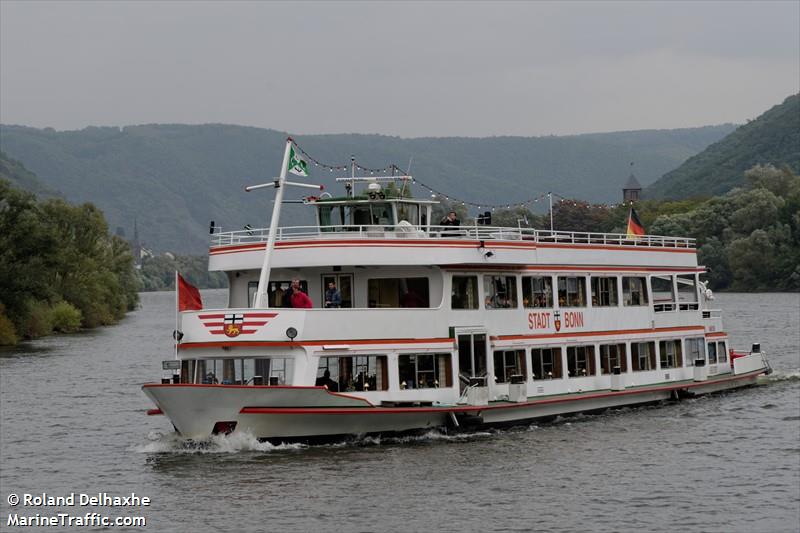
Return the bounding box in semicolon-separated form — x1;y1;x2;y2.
453;274;663;310
178;339;729;388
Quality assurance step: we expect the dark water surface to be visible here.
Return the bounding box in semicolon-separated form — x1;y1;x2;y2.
1;292;798;532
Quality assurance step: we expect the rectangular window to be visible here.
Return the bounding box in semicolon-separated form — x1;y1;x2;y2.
717;341;728;363
451;276;479;309
249;280;309;308
600;343;627;374
195;357;293;385
397;203;420;225
622;277;648;306
631;342;656;372
567;345;596;377
707;342;718;364
318;355;388;391
659;340;683;369
368;277;429;308
677;274;699;310
557;276;587;307
398;353;452;389
493;349;526;383
591;277;618;307
531;347;562;380
685;338;705;367
484;275;518;309
522;276;553;308
652;275;675;312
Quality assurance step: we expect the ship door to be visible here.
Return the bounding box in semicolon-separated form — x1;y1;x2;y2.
456;330;488;392
321;273;353;308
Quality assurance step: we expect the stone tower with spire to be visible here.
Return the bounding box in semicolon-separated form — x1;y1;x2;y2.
622;165;642;203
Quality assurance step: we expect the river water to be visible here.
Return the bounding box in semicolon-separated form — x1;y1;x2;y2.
1;291;798;532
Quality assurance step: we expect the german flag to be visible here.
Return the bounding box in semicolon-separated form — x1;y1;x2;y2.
626;207;645;237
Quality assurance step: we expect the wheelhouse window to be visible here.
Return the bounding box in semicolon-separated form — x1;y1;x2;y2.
631;342;656;372
249;280;308;308
567;345;596;377
531;347;562;380
398;353;452;389
651;275;675;312
717;341;728;363
522;276;553;308
368;277;429;308
622;277;648;306
493;350;526;383
484;275;518;309
685;337;705;367
347;202;395;227
318;204;346;231
591;277;618;307
677;274;699;311
317;355;388;391
557;276;586;307
397;203;420;225
451;275;479;309
599;343;627;374
707;341;718;364
658;340;683;369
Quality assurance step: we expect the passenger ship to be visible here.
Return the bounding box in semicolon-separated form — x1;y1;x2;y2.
143;139;772;442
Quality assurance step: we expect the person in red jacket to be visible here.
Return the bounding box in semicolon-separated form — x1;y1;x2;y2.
290;279;313;308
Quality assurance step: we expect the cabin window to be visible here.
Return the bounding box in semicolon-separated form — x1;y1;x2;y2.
622;277;648;306
398;353;452;389
249;280;308;308
557;276;587;307
458;333;487;381
348;203;394;227
531;347;562;380
651;275;675;312
368;277;429;308
522;276;553;308
318;205;345;231
599;343;627;374
631;342;656;371
317;355;388;391
451;276;479;309
484;275;518;309
493;350;526;383
685;337;705;366
397;203;420;225
194;357;292;385
659;340;683;369
567;345;596;377
717;341;728;363
707;341;718;364
677;274;699;310
591;277;618;307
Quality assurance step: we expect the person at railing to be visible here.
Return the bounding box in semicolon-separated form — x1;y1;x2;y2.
290;278;313;308
325;281;342;308
439;211;461;236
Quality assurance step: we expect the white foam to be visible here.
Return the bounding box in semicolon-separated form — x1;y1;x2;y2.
132;430;307;454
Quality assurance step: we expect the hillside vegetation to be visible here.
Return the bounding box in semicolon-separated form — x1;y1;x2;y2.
0;123;734;253
647;94;800;199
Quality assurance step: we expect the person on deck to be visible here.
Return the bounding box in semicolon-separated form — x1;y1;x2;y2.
290;280;313;309
315;369;339;391
440;211;460;226
325;281;342;308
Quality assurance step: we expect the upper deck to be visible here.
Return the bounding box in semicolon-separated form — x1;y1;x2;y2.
208;224;698;271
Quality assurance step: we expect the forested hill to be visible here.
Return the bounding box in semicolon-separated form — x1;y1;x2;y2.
0;151;59;198
646;94;800;200
0;123;734;254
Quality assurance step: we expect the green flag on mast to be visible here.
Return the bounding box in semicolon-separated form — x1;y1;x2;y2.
288;145;309;176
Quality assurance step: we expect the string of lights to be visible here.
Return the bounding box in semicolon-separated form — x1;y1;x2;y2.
290;139;637;212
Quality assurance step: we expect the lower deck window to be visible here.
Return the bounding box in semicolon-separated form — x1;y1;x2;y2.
600;343;627;374
685;337;705;366
717;341;728;363
531;347;562;380
493;350;526;383
368;277;429;308
398;353;452;389
187;357;293;385
659;340;683;369
317;355;388;391
567;345;596;377
631;342;656;372
707;342;718;364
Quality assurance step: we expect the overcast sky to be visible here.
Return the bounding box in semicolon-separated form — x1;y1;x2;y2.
1;1;798;138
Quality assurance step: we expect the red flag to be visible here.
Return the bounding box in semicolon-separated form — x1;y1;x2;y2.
177;274;203;311
626;207;645;237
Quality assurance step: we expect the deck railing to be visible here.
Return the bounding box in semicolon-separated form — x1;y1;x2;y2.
210;224;696;249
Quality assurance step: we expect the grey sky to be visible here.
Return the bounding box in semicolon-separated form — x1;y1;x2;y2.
1;1;798;137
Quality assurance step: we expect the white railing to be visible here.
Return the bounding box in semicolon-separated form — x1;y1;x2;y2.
210;224;696;249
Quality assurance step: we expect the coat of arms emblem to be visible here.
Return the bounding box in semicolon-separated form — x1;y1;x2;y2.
224;313;244;337
553;310;562;332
